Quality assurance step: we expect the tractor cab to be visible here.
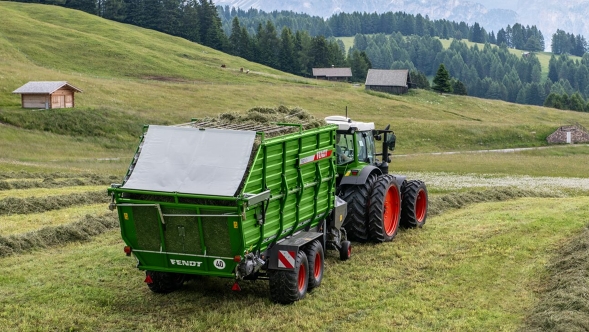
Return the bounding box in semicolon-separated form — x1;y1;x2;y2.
325;115;395;175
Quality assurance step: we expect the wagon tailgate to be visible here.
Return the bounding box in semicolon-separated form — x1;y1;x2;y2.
117;204;242;277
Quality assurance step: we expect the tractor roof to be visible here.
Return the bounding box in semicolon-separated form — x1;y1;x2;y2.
325;116;375;132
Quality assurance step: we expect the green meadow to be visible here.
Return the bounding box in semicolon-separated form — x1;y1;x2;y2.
1;2;588;331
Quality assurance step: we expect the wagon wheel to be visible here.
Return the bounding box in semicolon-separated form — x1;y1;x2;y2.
269;250;309;304
304;240;324;291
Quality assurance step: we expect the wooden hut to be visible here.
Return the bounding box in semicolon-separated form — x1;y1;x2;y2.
365;69;412;94
312;68;353;81
13;81;82;109
546;124;589;144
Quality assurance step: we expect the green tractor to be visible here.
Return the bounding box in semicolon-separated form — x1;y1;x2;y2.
326;116;428;243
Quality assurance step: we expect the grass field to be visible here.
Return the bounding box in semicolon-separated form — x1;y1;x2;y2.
0;186;586;331
1;2;588;331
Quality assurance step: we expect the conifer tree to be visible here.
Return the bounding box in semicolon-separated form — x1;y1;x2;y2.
433;64;453;93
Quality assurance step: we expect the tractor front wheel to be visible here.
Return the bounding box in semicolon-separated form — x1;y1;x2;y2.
269;250;309;304
368;174;401;243
401;180;428;228
340;173;377;242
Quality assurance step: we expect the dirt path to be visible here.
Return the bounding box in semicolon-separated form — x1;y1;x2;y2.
396;144;589;157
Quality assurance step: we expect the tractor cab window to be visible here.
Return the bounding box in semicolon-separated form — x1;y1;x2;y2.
358;131;376;164
335;133;354;165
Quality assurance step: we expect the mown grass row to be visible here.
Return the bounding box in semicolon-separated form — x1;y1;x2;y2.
0;213;118;258
0;190;109;215
523;224;589;331
0;175;117;191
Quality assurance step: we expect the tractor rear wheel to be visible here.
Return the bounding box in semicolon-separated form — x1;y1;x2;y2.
269;250;309;304
368;174;401;243
401;180;428;228
340;173;377;242
145;270;185;294
304;240;324;291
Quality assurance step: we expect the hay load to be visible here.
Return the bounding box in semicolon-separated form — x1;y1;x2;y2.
182;105;326;137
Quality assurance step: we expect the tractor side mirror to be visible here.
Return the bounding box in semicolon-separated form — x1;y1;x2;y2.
386;132;396;151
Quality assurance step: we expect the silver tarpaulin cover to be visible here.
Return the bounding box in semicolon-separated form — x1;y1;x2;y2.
122;125;256;197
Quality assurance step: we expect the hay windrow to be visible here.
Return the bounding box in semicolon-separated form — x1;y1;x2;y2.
0;174;116;191
521;225;589;332
0;213;119;258
0;191;110;216
0;172;118;181
428;188;562;217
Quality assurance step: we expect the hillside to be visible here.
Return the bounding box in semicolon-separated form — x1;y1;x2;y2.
1;2;589;176
0;4;588;331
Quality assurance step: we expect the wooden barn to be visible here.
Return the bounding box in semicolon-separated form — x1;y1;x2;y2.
312;67;353;81
13;81;82;109
365;69;412;94
546;124;589;144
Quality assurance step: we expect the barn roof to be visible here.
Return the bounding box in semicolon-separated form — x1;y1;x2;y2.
312;67;352;78
365;69;410;87
13;81;83;94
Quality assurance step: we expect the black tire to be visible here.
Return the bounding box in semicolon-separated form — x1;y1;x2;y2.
269;251;309;304
368;174;401;243
340;173;377;242
339;240;352;261
401;180;428;228
145;270;185;294
304;240;324;291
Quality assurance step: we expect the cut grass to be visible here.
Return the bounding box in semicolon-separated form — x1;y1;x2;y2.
0;197;587;330
0;190;109;215
523;225;589;331
0;213;118;258
0;186;107;200
0;204;108;236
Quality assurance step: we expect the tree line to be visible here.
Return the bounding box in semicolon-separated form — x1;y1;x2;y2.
218;7;547;52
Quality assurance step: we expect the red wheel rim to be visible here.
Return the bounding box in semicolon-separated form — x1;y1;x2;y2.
298;262;306;292
383;185;400;236
415;189;427;222
313;253;322;279
347;244;352;258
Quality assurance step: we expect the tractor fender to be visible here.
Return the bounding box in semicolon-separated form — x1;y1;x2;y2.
390;174;406;191
339;166;382;186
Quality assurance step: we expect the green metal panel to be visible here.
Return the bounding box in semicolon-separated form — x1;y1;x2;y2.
200;209;234;257
161;207;202;255
132;205;161;251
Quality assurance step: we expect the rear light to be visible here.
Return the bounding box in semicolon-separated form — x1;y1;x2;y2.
233;255;242;262
124;246;132;256
351;170;359;176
